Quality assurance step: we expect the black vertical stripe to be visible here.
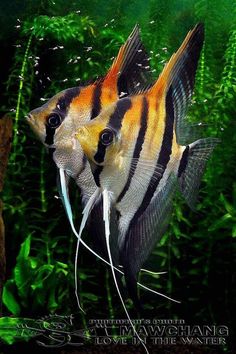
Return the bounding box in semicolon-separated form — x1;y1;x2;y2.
178;145;189;177
91;97;132;187
45;126;56;145
117;96;149;203
108;98;132;132
48;147;55;158
90;82;102;120
93;165;103;187
126;86;174;232
58;87;81;112
44;87;80;146
94;140;108;164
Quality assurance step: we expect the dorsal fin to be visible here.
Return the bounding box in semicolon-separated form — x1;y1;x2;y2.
147;23;204;144
148;24;204;97
102;24;153;96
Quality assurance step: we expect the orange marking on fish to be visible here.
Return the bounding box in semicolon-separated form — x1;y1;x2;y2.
148;27;197;98
120;96;143;152
71;85;95;108
100;85;118;108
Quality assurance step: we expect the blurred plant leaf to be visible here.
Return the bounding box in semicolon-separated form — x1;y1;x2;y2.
2;280;21;316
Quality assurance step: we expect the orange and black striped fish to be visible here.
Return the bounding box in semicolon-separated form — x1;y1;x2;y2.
26;24;153;245
27;25;152;189
27;26;164;313
75;24;219;309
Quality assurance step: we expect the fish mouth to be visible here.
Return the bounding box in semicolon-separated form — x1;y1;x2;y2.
25;113;33;122
26;112;46;144
25;113;36;126
26;112;41;132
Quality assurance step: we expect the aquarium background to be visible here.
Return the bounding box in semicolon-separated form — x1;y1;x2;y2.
0;0;235;353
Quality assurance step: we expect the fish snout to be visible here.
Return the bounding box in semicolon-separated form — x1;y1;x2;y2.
25;112;37;129
26;108;41;124
25;113;33;122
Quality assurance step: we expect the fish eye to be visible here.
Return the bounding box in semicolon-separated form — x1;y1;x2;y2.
46;113;62;128
99;128;114;146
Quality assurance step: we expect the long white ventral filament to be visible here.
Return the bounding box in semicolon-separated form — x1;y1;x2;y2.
59;168;85;313
74;187;101;312
102;189;149;354
59;168;181;305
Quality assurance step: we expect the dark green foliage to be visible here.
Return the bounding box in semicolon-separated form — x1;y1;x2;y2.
0;0;235;350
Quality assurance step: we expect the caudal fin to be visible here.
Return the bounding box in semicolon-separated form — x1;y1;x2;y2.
177;138;220;209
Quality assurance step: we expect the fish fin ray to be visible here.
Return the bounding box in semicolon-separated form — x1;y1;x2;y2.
120;174;177;305
178;138;220;209
104;24;153;95
148;23;204;144
57;168;85;313
56;169;175;304
102;190;148;353
57;168;72;223
121;175;176;302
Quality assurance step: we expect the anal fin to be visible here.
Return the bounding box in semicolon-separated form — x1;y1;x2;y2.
120;174;178;308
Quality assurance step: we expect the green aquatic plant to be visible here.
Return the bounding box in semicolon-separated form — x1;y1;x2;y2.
22;14;95;42
216;29;236;111
0;317;31;345
2;9;145;321
3;233;73;315
11;34;33;165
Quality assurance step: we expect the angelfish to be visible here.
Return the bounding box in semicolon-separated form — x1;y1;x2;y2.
27;25;153;252
27;26;170;311
27;25;153;203
75;24;219;310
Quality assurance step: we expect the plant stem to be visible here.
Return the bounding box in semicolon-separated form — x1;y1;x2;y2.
12;33;33;164
40;148;47;212
105;269;116;337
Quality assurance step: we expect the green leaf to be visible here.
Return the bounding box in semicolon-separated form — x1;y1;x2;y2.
219;193;234;215
14;235;33;300
82;292;99;301
232;224;236;237
0;317;40;344
18;234;31;259
48;286;58;311
32;264;54;288
208;213;232;231
2;280;21;316
159;233;169;246
172;246;180;258
0;317;22;344
192;257;203;265
56;261;68;269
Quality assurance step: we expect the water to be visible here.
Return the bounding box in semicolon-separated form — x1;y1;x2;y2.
0;0;235;352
